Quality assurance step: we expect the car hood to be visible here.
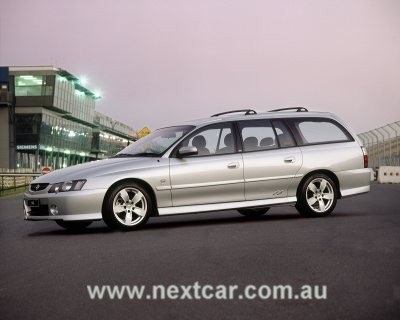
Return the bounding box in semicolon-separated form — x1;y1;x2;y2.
32;157;159;184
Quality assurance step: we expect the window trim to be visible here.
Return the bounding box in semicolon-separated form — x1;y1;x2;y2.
286;117;354;146
233;122;243;152
271;119;298;149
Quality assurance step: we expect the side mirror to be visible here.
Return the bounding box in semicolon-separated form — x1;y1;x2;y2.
178;146;198;157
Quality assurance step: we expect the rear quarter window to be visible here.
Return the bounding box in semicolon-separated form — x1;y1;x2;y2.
291;119;353;145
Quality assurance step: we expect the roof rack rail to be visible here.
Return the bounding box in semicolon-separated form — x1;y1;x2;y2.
211;109;257;117
269;107;308;112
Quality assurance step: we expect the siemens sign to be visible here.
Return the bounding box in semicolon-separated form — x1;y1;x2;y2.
17;145;38;150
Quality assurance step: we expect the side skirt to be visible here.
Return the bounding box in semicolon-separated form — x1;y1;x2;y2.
158;197;297;216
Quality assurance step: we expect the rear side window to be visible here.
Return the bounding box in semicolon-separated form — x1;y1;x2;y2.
239;120;278;152
291;119;352;145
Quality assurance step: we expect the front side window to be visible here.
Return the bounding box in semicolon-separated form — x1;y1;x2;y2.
291;119;352;145
239;120;278;152
179;123;236;156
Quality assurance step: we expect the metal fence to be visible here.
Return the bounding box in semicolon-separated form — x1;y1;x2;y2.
0;169;41;196
358;121;400;168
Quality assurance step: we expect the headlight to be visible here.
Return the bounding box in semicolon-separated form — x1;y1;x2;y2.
62;181;73;191
48;180;86;193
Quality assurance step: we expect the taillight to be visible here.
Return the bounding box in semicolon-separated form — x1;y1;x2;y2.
361;147;368;168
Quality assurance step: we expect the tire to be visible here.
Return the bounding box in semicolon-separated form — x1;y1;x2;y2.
102;182;153;230
238;207;270;217
55;220;92;230
296;174;338;217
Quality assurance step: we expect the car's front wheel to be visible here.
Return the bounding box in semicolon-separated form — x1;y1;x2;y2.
55;220;92;230
296;174;338;217
238;207;270;217
102;182;153;230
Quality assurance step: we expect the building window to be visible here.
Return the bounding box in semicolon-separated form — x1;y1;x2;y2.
14;75;53;96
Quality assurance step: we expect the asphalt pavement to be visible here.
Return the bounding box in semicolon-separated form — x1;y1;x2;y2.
0;184;399;320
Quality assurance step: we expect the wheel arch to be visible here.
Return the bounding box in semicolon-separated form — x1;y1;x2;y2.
102;178;159;216
297;169;341;199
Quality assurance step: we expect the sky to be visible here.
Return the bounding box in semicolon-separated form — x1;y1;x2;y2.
0;0;399;133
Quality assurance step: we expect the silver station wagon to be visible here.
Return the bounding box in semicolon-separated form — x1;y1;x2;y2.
24;108;370;230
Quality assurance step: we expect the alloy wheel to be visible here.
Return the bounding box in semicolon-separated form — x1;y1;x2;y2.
112;187;148;226
306;178;334;213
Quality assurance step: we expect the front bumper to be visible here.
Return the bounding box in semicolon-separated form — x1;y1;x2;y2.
24;188;107;221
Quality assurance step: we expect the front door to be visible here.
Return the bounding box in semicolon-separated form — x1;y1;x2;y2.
169;122;244;207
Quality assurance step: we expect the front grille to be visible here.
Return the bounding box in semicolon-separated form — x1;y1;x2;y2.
30;183;49;192
28;205;49;216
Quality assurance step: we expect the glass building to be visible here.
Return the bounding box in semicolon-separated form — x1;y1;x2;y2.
5;66;136;171
92;112;134;159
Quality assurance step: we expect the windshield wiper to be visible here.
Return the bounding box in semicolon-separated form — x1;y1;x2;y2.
112;152;160;158
130;152;160;157
112;153;136;158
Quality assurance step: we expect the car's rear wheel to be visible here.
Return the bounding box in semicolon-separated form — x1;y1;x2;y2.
55;220;92;230
296;174;338;217
102;182;153;230
238;207;270;217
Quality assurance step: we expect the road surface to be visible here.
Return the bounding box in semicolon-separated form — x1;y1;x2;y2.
0;184;399;319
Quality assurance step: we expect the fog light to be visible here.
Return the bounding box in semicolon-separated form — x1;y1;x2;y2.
50;204;58;215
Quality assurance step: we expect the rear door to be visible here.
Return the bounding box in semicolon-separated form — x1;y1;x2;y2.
239;119;302;200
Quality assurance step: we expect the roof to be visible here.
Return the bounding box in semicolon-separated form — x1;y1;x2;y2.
179;110;336;127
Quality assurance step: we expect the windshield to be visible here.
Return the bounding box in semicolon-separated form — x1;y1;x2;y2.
114;125;194;157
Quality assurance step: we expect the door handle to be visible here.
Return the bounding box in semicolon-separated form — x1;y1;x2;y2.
284;156;295;163
227;162;240;169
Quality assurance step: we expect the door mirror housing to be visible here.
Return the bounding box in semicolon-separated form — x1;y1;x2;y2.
178;146;198;157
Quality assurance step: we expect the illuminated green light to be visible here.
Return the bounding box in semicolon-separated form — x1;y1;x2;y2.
68;130;76;137
79;76;88;85
46;147;53;152
65;149;71;154
79;152;85;157
93;90;102;99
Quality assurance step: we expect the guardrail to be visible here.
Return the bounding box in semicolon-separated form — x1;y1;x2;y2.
358;121;400;168
0;173;41;196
